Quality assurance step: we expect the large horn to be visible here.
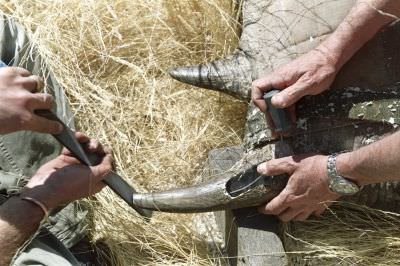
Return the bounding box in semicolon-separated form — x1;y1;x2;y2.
132;166;288;213
169;52;252;100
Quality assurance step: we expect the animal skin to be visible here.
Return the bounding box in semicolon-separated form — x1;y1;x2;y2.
132;0;400;213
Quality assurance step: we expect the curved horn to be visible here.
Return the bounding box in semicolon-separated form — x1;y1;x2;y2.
169;52;252;100
132;168;288;213
132;178;229;213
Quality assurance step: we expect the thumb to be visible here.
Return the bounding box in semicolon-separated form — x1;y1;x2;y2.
28;114;63;134
251;74;288;113
271;79;310;108
90;154;113;181
257;156;297;176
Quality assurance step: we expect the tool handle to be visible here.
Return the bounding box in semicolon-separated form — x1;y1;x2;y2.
35;110;152;218
103;172;152;217
263;90;293;134
81;150;152;217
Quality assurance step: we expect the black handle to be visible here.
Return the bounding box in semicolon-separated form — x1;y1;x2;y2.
35;110;152;218
263;90;293;134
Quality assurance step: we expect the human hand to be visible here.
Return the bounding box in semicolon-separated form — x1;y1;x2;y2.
20;132;113;210
0;67;62;134
252;47;339;113
257;154;340;222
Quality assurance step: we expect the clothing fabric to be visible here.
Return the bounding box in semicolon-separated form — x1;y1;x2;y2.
0;15;87;266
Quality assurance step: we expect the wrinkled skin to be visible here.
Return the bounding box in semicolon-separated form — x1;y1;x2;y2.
253;1;400;222
148;0;400;219
251;47;341;221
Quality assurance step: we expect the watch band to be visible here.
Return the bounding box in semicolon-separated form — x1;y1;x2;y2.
327;154;360;196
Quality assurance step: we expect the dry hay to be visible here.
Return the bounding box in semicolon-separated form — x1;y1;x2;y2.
2;0;400;265
285;202;400;265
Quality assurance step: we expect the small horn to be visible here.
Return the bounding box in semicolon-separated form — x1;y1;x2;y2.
169;52;252;100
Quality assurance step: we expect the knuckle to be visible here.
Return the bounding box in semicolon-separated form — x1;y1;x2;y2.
16;93;31;108
41;93;54;103
18;111;33;128
18;79;34;90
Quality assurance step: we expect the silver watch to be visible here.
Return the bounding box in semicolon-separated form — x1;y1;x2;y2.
327;154;360;196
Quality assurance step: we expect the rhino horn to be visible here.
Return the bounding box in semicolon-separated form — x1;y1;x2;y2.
169;52;253;101
132;166;288;213
131;178;229;213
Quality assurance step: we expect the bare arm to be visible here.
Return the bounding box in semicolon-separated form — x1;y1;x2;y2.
338;130;400;186
0;197;44;265
255;0;400;222
0;134;112;264
322;0;400;70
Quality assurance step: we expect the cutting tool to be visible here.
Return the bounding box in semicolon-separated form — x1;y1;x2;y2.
36;110;152;218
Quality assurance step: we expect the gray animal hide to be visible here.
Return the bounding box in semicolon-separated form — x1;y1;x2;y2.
132;0;400;213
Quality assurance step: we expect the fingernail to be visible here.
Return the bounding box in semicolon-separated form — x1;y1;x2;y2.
257;163;267;174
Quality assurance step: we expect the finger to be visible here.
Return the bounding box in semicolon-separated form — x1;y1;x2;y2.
60;133;85;156
259;189;290;215
29;93;54;111
86;139;105;155
8;67;32;77
103;146;112;155
278;208;304;222
293;211;312;222
313;208;326;217
21;75;44;92
257;157;297;176
74;132;91;144
28;114;63;134
59;154;81;165
271;78;310;108
90;154;113;181
251;75;286;113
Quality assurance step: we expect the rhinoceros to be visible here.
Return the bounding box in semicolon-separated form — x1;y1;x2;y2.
131;0;400;213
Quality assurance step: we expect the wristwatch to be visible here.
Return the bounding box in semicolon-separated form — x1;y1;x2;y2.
327;154;360;196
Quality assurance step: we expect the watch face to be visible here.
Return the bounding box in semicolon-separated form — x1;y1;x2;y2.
329;176;360;196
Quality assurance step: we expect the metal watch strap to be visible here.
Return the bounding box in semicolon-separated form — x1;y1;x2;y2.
327;154;360;196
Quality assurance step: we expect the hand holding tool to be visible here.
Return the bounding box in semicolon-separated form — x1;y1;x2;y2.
35;110;152;218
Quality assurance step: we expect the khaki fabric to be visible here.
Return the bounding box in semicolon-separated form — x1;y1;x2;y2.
0;15;87;265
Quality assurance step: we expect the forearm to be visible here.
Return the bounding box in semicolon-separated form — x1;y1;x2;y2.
337;130;400;186
319;0;400;69
0;197;43;265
